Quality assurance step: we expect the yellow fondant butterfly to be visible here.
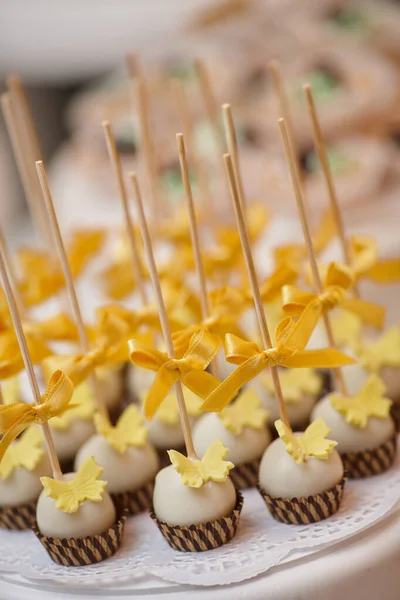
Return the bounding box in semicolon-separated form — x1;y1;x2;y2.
0;426;44;479
330;374;391;428
276;418;337;464
168;439;234;488
359;327;400;372
220;388;269;435
40;456;107;513
95;405;148;453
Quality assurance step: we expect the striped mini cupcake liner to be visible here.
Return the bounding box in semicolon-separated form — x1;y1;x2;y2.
149;491;244;552
32;512;126;567
229;458;260;489
111;480;154;516
341;435;397;479
258;477;346;525
0;500;37;530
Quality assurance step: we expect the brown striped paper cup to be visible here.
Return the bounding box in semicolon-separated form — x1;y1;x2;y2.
258;477;346;525
149;491;244;552
32;512;126;567
341;435;397;479
111;480;154;516
0;500;37;530
229;458;260;489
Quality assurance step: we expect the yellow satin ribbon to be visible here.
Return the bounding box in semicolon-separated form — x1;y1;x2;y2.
0;370;74;462
244;264;299;305
201;303;355;412
18;248;65;308
129;328;221;419
282;262;385;329
96;303;185;338
274;210;336;270
42;318;129;386
17;230;105;307
350;235;400;283
68;229;106;278
0;332;52;380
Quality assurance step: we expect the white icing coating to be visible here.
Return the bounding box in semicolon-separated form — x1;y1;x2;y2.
153;465;237;526
97;368;123;409
36;472;116;538
74;434;159;494
341;361;369;396
193;413;270;464
51;418;95;462
380;366;400;401
258;436;344;499
128;364;155;397
311;394;395;454
0;454;52;507
147;416;196;450
257;388;317;429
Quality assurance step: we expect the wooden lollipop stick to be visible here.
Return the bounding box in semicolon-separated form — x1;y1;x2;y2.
7;74;43;161
103;120;147;306
129;172;197;459
1;93;48;243
223;152;291;430
177;133;219;378
35;161;109;419
195;58;225;151
0;242;62;479
278;118;348;397
222;103;247;215
172;80;216;224
303;84;359;297
269;60;303;188
126;55;160;224
0;224;24;318
177;134;210;319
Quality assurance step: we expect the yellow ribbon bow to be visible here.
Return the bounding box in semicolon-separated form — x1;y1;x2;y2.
0;370;74;462
244;263;299;306
282;261;385;329
41;316;129;386
17;248;65;308
201;302;355;413
67;229;106;278
172;305;245;358
129;328;221;419
0;332;52;380
274;210;336;270
349;235;400;283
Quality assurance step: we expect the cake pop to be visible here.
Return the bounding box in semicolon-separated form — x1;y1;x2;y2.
129;169;243;551
193;388;270;488
75;404;159;514
312;374;396;477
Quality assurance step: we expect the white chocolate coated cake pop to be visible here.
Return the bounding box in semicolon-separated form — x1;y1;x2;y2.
152;437;237;527
259;419;344;498
312;376;395;454
36;458;116;539
75;405;160;495
0;454;52;508
193;389;270;464
256;368;322;429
